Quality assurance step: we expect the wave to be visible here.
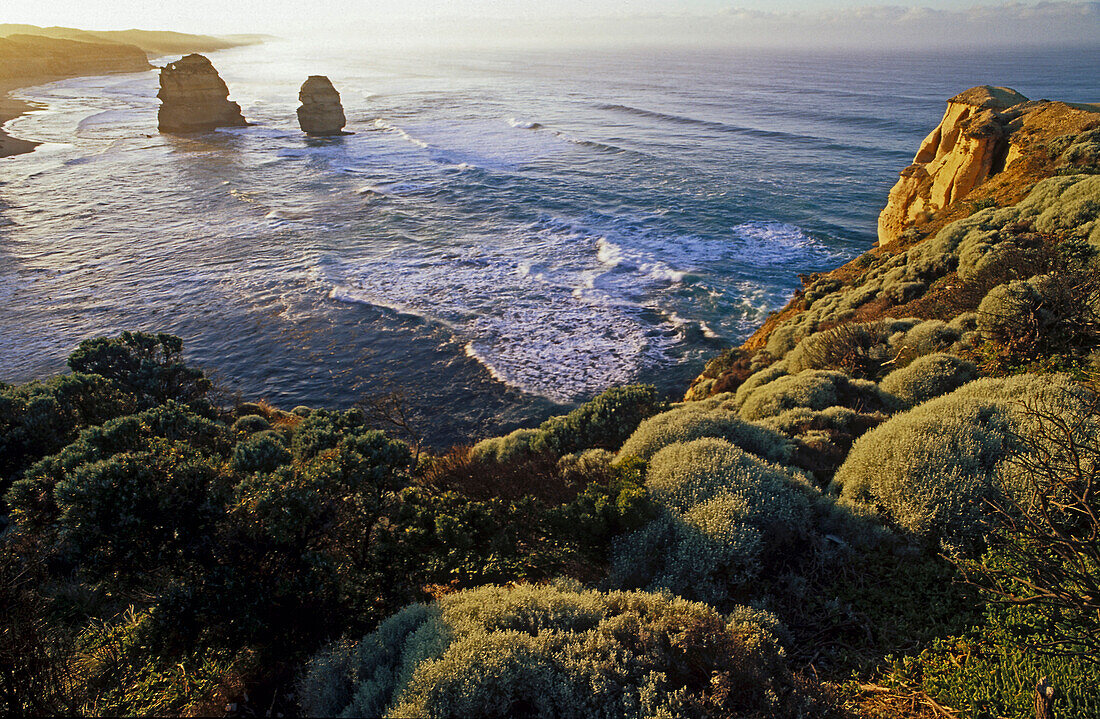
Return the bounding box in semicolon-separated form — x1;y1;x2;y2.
507;117;543;130
595;102;889;154
372;118;429;149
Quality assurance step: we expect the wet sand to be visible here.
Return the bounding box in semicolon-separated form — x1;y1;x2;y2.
1;82;42;158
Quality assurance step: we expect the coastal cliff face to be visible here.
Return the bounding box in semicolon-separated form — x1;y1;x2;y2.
687;85;1100;401
157;54;247;134
296;75;347;136
0;34;150;84
878;86;1026;246
878;85;1100;246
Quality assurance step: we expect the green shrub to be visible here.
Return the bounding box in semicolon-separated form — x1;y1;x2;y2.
229;432;292;474
53;441;231;583
7;402;232;531
471;385;664;463
879;353;978;407
977;272;1100;356
738;370;896;421
67;332;210;408
608;438;812;600
231;414;271;434
833;374;1090;546
616;404;793;464
299;582;825;719
0;373;134;502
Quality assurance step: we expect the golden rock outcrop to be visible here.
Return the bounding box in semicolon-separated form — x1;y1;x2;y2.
157;53;247;134
877;86;1027;246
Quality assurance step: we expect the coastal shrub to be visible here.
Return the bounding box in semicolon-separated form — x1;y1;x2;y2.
978;272;1100;356
53;441;231;583
0;373;133;500
616;404;793;464
468;428;541;464
608;438;813;599
730;361;790;411
785;322;898;379
6;402;232;530
289;408;371;460
757;406;889;480
229;432;292;474
832;374;1090;546
879;353;978;407
299;583;825;719
738;369;896;421
66;331;211;408
471;385;663;463
231;414;271;434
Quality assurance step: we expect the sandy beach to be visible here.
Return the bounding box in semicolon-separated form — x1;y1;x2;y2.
1;82;41;158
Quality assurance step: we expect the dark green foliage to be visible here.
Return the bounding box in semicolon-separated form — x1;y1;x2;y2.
7;402;232;531
471;385;664;462
53;441;231;584
231;414;271;434
0;373;134;511
67;331;211;408
229;432;292;474
289;407;370;460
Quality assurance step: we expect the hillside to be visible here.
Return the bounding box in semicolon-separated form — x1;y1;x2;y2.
0;24;266;58
2;86;1099;717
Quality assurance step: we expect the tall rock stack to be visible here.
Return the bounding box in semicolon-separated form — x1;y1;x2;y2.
297;75;348;136
157;54;247;133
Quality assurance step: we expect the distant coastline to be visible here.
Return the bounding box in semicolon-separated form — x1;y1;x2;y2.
0;26;268;158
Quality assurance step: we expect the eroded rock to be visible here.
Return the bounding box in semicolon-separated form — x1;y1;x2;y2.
877;86;1028;246
157;53;247;133
296;75;347;136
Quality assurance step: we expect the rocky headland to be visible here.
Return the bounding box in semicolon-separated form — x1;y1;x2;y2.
296;75;348;136
688;85;1100;396
156;53;247;133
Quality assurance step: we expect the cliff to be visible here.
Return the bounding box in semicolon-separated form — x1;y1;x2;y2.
0;25;265;59
156;53;247;133
878;85;1100;246
0;34;151;86
688;85;1100;400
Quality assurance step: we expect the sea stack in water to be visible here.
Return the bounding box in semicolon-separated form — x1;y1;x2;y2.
157;54;247;133
297;76;348;136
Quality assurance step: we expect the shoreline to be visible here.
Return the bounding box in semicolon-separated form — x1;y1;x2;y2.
0;81;42;158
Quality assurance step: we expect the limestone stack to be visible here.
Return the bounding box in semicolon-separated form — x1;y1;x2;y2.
157;53;247;133
877;86;1028;246
296;75;347;136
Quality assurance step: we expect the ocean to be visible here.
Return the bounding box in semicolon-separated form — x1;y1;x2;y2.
1;39;1097;446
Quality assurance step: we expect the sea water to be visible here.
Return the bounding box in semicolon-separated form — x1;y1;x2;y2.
1;39;1096;446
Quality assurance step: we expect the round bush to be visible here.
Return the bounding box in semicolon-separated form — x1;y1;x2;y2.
616;404;793;464
298;582;818;719
469;428;541;464
608;438;813;600
230;431;292;474
833;374;1090;546
231;414;271;434
738;370;895;421
879;353;979;407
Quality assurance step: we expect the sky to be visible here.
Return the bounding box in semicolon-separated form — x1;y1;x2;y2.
2;1;1099;48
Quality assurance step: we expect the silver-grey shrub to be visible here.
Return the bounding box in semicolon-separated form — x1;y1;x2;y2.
299;582;803;719
878;353;978;407
608;438;812;600
616;404;793;464
738;369;896;421
833;373;1090;546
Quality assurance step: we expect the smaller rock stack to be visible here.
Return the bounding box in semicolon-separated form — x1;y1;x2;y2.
297;76;348;136
157;54;247;133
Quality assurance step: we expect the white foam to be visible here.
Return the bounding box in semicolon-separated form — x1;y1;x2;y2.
372;118;429;149
730;221;845;267
507;117;543;130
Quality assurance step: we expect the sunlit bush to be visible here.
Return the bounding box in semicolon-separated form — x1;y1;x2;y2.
299;582;822;719
471;385;663;463
616;404;793;464
833;374;1090;546
879;353;978;407
608;438;812;600
231;414;271;434
738;369;896;421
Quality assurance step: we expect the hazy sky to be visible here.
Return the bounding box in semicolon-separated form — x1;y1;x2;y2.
3;1;1099;48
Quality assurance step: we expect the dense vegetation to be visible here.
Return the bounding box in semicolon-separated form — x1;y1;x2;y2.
3;139;1099;718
